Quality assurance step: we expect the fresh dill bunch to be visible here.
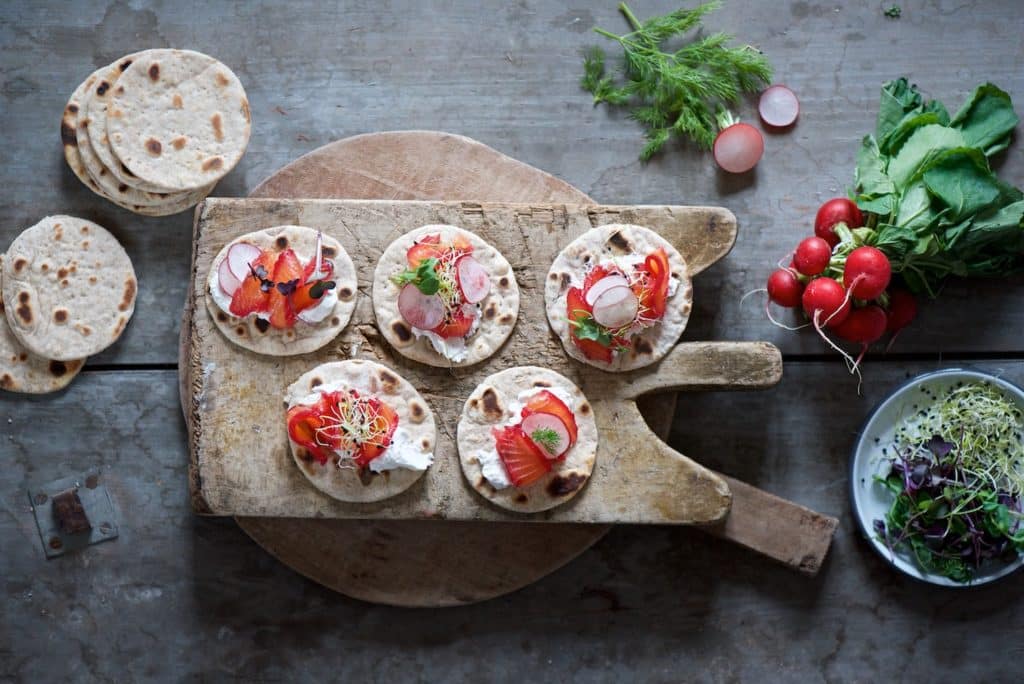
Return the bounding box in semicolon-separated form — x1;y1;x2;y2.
581;1;773;161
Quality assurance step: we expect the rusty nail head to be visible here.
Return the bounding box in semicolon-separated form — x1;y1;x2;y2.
49;537;63;550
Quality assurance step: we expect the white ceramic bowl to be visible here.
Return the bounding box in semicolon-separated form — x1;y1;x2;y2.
850;368;1024;586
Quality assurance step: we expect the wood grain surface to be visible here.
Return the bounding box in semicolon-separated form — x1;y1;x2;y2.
187;197;772;524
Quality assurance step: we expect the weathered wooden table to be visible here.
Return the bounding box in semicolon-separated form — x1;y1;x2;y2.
2;1;1023;681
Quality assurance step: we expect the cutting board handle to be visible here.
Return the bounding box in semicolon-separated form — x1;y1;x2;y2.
587;341;783;400
596;400;733;525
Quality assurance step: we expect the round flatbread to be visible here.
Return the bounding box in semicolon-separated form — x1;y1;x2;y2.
372;224;519;368
205;225;357;356
545;224;692;371
0;255;84;394
77;55;195;205
84;52;174;193
107;49;251;191
62;68;111;201
457;366;598;513
2;216;136;361
285;360;436;503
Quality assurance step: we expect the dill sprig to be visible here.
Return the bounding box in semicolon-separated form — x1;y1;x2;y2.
581;1;773;161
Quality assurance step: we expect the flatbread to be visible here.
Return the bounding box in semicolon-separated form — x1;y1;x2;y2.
457;366;598;513
205;225;357;356
545;224;692;371
108;49;251;191
2;216;136;361
61;69;111;201
77;54;197;206
84;51;174;193
0;255;84;394
372;224;519;367
62;59;212;216
284;360;436;503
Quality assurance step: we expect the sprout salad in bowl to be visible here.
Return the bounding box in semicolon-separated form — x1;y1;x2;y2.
851;369;1024;585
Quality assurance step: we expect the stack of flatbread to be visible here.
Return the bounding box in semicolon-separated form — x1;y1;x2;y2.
61;49;251;216
0;216;138;394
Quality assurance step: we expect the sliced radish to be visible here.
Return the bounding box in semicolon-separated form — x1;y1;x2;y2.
227;242;263;280
455;256;490;304
592;286;639;329
522;413;571;459
758;85;800;127
713;123;764;173
584;274;630;306
217;257;241;296
398;283;444;330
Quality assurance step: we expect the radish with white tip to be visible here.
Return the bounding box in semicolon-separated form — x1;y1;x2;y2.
713;111;764;173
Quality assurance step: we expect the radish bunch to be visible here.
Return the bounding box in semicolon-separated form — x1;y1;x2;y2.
764;197;918;368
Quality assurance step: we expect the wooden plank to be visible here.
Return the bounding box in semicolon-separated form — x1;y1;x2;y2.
186;197;770;523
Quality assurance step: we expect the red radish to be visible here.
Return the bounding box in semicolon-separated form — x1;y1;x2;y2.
834;305;887;345
814;198;863;247
833;305;887;374
455;256;490;304
758;85;800;127
397;283;444;330
226;242;262;281
585;274;630;306
766;269;802;308
793;236;832;276
713;121;764;173
843;246;891;300
802;277;851;327
217;257;241;296
521;413;571;458
592;286;639;329
885;289;917;334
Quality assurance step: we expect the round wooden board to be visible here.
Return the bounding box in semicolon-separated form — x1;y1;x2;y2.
203;131;676;607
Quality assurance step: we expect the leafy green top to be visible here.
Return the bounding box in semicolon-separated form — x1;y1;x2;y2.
581;1;772;160
844;78;1023;296
391;257;440;295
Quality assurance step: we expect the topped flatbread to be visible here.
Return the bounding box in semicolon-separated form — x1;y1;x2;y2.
107;49;250;191
372;224;519;367
457;366;598;513
2;216;136;361
284;360;436;504
545;224;692;371
205;225;357;356
0;255;84;394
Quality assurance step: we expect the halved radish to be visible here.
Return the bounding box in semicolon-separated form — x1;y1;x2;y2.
584;274;630;306
713;122;764;173
455;255;490;304
758;85;800;127
521;412;570;459
218;257;241;296
592;285;639;328
398;283;444;330
227;242;263;280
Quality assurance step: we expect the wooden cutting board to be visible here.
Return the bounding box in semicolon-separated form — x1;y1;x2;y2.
179;132;837;605
187;197;780;524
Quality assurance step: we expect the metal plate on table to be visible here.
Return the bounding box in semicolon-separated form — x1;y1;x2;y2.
27;472;119;558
